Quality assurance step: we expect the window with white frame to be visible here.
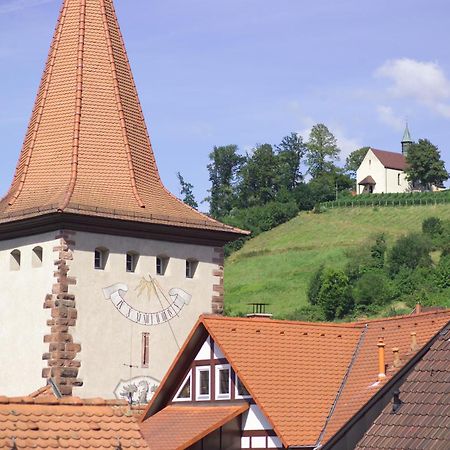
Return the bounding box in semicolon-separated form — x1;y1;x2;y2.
10;249;21;271
32;246;43;268
156;256;169;276
196;366;210;401
186;259;198;279
174;372;192;402
94;247;108;270
215;364;231;400
235;375;251;399
126;252;139;273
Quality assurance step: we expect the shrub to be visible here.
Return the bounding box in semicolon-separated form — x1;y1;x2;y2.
388;233;432;276
353;270;392;312
422;217;443;236
317;268;354;320
370;234;387;269
285;304;326;322
307;264;325;305
435;254;450;289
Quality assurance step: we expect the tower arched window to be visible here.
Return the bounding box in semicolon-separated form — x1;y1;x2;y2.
10;250;21;271
94;247;109;270
32;246;43;268
126;252;139;273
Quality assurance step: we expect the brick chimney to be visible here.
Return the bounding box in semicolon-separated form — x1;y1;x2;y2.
378;338;386;381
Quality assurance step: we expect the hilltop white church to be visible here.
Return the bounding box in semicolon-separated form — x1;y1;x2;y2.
356;126;413;194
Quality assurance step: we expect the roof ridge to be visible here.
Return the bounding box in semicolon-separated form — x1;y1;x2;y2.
59;0;86;211
7;1;67;208
201;315;364;329
0;395;129;406
315;325;368;448
99;0;145;209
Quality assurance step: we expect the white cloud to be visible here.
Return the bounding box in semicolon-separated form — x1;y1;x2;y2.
376;58;450;119
377;105;404;131
0;0;55;14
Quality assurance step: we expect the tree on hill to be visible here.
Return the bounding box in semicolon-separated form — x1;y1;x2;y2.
276;133;307;190
207;145;244;218
306;124;340;178
345;146;370;179
405;139;449;190
177;172;198;209
238;144;279;207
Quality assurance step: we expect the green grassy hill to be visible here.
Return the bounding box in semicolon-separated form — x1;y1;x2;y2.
224;204;450;317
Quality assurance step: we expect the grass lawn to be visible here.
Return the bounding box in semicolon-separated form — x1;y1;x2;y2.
224;204;450;317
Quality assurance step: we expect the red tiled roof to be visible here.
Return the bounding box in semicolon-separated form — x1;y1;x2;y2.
142;311;450;449
0;396;149;449
0;0;246;238
371;149;407;170
355;324;450;450
140;404;248;450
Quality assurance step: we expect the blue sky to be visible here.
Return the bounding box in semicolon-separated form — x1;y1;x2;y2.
1;0;449;209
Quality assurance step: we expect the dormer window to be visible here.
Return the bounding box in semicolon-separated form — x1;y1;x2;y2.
32;246;43;268
196;366;210;401
126;252;139;273
174;373;192;402
215;364;231;400
10;250;21;271
235;376;251;399
156;256;169;276
94;247;108;270
186;259;198;279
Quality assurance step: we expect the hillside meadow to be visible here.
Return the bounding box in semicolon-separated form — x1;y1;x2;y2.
224;204;450;317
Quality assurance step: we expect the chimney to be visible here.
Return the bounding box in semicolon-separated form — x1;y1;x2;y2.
392;348;401;368
415;303;422;315
378;338;386;381
246;303;273;319
392;389;402;413
410;332;419;351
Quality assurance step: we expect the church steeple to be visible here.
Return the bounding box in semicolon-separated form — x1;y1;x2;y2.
0;0;245;241
401;123;412;156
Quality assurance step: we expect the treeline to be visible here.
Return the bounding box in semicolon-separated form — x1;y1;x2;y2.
289;217;450;322
205;124;355;253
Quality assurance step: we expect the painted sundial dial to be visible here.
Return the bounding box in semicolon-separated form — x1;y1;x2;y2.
103;276;191;326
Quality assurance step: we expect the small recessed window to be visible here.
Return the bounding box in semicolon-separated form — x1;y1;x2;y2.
94;247;108;270
141;332;150;368
10;250;21;271
235;376;250;399
398;174;401;186
174;372;192;402
196;366;210;401
156;256;169;276
126;252;139;273
215;365;231;400
186;259;198;279
32;246;43;268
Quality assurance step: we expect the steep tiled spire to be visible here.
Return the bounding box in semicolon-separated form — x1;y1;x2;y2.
0;0;244;236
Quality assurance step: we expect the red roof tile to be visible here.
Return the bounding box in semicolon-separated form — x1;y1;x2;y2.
355;324;450;449
139;404;248;450
0;0;246;238
0;396;148;449
142;311;450;449
371;148;407;170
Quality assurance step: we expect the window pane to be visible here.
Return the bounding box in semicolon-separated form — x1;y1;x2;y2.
219;368;230;395
156;258;162;275
186;260;191;278
178;376;191;399
199;370;209;396
237;378;250;397
126;254;133;272
94;250;101;269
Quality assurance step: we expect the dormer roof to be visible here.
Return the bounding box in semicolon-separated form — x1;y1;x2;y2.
0;0;247;243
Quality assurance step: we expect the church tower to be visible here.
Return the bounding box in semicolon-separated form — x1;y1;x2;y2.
401;123;412;155
0;0;246;398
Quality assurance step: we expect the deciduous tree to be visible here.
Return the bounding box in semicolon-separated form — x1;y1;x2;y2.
345;147;370;178
276;133;307;190
306;124;340;178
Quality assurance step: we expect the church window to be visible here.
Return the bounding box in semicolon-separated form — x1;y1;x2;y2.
196;366;210;400
10;250;21;271
156;256;168;276
398;174;401;186
186;259;198;279
174;372;192;401
215;364;231;400
94;247;108;270
126;252;139;273
235;376;250;399
141;332;150;368
32;246;43;268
